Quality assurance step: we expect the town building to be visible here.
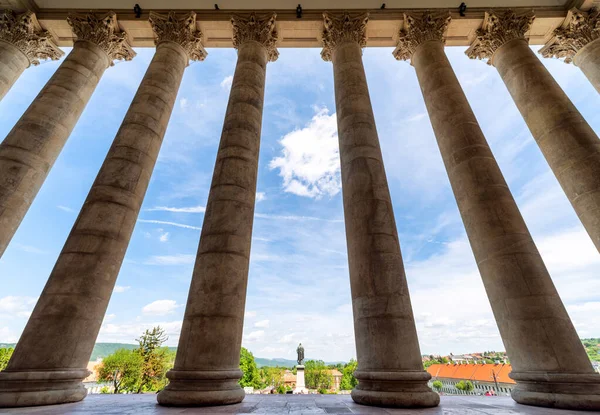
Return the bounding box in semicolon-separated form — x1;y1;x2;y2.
427;363;516;396
0;0;599;411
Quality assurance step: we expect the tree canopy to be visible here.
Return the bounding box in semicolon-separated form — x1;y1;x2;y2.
340;359;357;390
0;347;13;371
305;360;332;390
239;347;262;389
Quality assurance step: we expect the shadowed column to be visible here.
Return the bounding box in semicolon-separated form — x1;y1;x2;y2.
0;12;134;258
0;11;200;408
540;7;600;94
157;13;278;407
397;12;600;411
321;12;439;409
0;10;63;100
467;10;600;254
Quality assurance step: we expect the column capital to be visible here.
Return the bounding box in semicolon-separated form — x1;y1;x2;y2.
321;12;369;62
539;7;600;63
466;9;535;65
393;12;451;62
149;11;207;62
0;10;63;66
67;11;135;65
231;13;278;62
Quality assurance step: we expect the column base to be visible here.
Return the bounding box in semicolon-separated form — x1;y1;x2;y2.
510;371;600;411
0;369;89;407
351;370;439;408
157;369;245;407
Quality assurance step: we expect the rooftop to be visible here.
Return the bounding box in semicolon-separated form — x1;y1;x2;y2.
1;394;593;414
427;363;515;384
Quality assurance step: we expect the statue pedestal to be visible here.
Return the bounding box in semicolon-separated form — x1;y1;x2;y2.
293;365;309;394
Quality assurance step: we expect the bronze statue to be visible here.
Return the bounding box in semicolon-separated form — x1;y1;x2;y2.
296;343;304;365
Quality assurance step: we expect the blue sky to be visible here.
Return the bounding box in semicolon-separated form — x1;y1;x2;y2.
0;44;599;362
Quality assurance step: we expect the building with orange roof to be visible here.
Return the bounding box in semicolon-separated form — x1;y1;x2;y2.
427;363;515;397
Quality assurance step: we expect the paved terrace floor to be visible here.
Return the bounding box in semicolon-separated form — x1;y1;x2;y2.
0;394;599;415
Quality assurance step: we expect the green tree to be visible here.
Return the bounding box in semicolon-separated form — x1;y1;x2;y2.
340;359;358;390
97;349;143;394
259;366;284;388
0;347;14;371
239;347;261;388
455;380;474;393
305;360;332;390
432;380;443;391
135;326;172;393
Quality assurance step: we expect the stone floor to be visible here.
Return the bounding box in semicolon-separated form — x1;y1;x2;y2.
0;394;598;415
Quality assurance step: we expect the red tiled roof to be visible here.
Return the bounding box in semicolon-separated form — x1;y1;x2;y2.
427;363;515;384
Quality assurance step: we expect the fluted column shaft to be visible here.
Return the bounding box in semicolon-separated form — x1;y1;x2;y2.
0;41;29;100
158;13;277;406
494;38;600;253
321;12;438;408
0;40;108;257
411;38;600;411
0;38;188;408
574;39;600;93
0;12;133;259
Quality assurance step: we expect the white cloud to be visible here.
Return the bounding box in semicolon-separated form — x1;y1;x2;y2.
138;219;201;231
269;108;341;199
0;296;38;318
159;232;170;243
244;330;265;342
256;192;266;202
405;113;427;122
98;320;183;346
14;243;46;255
142;300;181;316
145;205;206;213
254;213;342;222
114;285;130;293
144;254;195;266
57;205;75;213
220;75;233;89
179;98;188;109
254;319;270;328
278;333;297;344
246;311;257;318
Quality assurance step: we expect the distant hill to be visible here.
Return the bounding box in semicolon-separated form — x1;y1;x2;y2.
255;357;297;368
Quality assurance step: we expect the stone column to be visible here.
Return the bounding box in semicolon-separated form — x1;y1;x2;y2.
0;11;199;408
0;10;63;101
467;10;600;253
0;12;134;258
157;13;278;407
321;12;438;408
398;12;600;411
540;7;600;94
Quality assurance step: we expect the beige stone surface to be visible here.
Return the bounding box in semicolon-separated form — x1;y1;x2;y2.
157;14;276;407
322;12;438;409
495;38;600;254
0;12;134;259
0;33;189;408
410;35;600;412
0;41;28;101
0;40;109;258
574;38;600;93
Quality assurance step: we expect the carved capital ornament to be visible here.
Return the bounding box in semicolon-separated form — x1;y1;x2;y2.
67;12;135;65
539;8;600;63
393;12;451;62
466;10;535;65
231;13;279;62
0;10;63;66
149;11;207;62
321;12;369;62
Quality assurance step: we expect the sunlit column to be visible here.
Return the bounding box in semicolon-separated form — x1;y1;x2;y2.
157;13;278;407
467;10;600;254
397;12;600;411
540;7;600;94
0;10;63;100
0;12;134;258
0;11;199;408
321;12;439;409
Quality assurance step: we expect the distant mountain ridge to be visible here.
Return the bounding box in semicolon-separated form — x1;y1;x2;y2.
0;343;344;366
